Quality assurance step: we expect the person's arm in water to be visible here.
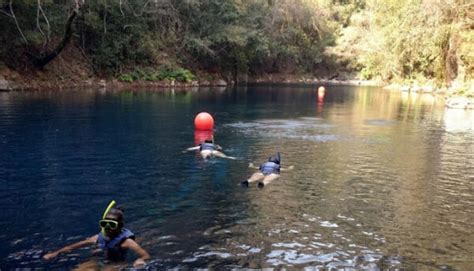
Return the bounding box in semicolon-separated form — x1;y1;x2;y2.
248;163;260;169
43;235;98;260
121;238;150;268
183;146;200;153
280;165;295;171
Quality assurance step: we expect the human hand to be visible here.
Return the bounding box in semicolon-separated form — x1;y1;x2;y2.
133;258;146;268
43;251;59;261
248;163;254;168
288;165;294;170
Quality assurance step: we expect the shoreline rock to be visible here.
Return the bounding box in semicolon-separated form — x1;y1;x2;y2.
0;76;11;91
0;74;386;91
445;97;474;109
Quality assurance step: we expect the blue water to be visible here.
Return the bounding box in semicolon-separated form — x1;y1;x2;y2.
0;86;473;269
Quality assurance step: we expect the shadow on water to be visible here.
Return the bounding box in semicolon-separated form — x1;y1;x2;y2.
0;86;473;269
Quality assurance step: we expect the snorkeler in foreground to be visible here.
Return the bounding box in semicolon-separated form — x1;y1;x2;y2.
184;139;237;160
43;201;150;269
241;152;294;188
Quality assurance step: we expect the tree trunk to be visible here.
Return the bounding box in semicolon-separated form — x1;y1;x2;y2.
445;33;460;86
29;8;78;68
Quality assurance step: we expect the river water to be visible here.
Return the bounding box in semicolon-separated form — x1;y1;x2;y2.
0;85;473;270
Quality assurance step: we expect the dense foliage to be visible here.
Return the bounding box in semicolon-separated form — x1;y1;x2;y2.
0;0;472;86
347;0;473;85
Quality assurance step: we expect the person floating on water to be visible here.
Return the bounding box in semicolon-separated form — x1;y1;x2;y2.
241;152;294;188
184;139;236;160
43;201;150;268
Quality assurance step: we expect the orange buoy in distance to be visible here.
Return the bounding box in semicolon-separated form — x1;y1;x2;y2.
194;112;214;131
317;86;326;103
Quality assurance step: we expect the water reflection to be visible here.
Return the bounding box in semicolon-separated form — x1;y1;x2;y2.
0;86;473;269
443;107;474;132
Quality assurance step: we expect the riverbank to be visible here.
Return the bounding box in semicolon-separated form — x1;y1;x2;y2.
0;65;384;91
1;56;472;109
0;47;382;91
0;63;469;93
384;81;474;109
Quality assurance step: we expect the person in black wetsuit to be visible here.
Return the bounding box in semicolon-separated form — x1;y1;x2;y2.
184;139;236;160
43;201;150;269
241;152;294;188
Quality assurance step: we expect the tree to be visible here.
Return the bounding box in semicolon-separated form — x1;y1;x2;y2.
0;0;83;68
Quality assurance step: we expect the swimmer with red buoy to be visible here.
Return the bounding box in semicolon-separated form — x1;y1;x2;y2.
183;112;237;160
184;139;237;160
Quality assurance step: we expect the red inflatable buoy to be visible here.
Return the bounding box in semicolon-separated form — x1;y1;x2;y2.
194;112;214;131
317;86;326;103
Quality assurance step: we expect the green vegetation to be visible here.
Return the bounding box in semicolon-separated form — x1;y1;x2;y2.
117;67;195;83
0;0;472;88
351;0;471;84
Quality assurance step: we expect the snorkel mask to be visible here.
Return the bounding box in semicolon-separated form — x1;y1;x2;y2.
100;200;116;235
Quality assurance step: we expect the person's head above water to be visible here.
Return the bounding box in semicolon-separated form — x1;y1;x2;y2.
203;139;213;144
104;207;124;224
268;152;281;164
100;201;124;237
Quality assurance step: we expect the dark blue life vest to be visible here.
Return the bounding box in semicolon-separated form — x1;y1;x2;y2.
97;228;135;262
260;162;281;175
200;142;216;151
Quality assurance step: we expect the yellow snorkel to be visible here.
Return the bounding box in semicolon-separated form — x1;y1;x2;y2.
101;200;116;235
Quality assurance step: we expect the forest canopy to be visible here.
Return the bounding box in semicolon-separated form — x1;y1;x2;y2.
0;0;472;86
